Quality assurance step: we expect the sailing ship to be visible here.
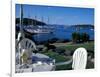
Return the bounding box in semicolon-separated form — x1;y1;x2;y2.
24;16;54;34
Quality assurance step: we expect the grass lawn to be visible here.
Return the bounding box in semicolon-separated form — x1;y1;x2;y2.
55;60;94;71
60;41;94;53
55;42;94;70
41;41;94;70
55;63;72;70
42;51;70;63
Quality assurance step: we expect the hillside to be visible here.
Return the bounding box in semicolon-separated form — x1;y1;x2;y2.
72;24;94;29
16;18;46;26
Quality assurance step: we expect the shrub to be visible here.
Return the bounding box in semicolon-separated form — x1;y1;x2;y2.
72;32;80;43
72;32;90;43
81;33;90;42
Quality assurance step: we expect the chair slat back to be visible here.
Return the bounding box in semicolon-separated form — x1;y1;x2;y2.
72;47;87;70
19;38;37;51
17;38;37;64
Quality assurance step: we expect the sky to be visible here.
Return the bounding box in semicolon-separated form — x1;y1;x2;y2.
16;4;94;25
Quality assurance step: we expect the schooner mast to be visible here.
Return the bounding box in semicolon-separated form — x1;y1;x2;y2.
19;4;24;39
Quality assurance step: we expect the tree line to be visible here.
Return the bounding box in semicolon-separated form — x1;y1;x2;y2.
72;32;90;43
